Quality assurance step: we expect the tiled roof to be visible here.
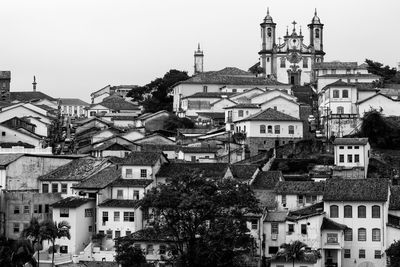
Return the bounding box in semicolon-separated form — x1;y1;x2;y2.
177;128;210;134
182;92;236;99
275;181;325;195
60;98;90;106
197;112;225;120
98;199;140;208
355;83;378;91
141;144;180;152
126;228;175;242
236;108;301;122
320;217;348;231
313;62;358;69
389;186;400;210
224;103;260;109
213;67;254;76
319;73;380;78
51;197;93;208
0;142;35;148
324;79;355;88
10;91;56;102
0;154;24;167
156;162;229;178
99;95;140;111
39;158;106;181
110;179;153;188
73;166;121;189
333;138;369;146
287;202;324;221
264;211;288;222
179;146;219;153
251;171;283;190
230;164;259;181
136;110;170;120
323;178;389;202
118;152;163;166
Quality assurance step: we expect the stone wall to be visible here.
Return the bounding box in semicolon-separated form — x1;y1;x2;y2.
247;137;302;157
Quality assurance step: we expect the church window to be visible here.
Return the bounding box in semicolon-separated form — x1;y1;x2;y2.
342;90;349;98
280;57;286;68
337;106;344;114
303;58;308;68
315;29;320;38
333;90;339;98
267;28;272;37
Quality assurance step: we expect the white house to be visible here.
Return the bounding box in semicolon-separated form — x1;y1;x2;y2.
259;95;300;119
0;124;44;147
177;146;218;162
224;103;261;131
357;93;400;117
60;98;90;118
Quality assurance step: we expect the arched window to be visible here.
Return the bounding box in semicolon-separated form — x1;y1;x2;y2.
330;205;339;218
344;205;352;218
372;205;380;218
337;106;344;114
267;125;273;133
358;228;366;241
358;205;366;218
372;228;381;241
315;29;320;38
344;228;353;241
260;125;266;134
274;125;280;134
267;28;272;37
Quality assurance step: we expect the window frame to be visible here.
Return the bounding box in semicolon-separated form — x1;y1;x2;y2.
288;125;294;135
358;228;366;241
260;125;266;134
372;228;381;241
358;205;366;218
359;249;366;258
344;228;353;241
123;211;135;222
140;169;147;178
330;205;339;218
372;205;380;218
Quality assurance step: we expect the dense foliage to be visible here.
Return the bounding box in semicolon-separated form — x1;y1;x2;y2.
115;238;146;267
164;114;195;132
0;236;37;267
138;172;260;267
386;240;400;267
275;241;320;267
127;69;189;113
365;59;400;85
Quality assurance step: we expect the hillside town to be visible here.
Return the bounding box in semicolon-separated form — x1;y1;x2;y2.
2;7;400;267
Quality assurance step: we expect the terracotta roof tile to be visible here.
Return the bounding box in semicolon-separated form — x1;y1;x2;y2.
73;166;121;189
110;178;153;188
251;171;283;190
230;164;259;181
275;181;325;195
236;108;301;122
10;91;56;102
333;138;368;146
51;197;94;208
98;199;140;208
156;162;229;179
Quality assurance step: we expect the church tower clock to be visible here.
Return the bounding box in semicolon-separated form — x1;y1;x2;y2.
259;8;276;77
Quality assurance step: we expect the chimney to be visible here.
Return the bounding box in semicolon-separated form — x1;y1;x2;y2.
32;76;37;92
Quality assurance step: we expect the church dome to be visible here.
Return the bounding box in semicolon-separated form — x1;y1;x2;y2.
311;9;321;24
264;8;274;23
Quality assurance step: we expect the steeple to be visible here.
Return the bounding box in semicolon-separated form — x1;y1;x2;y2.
194;43;204;74
32;76;37;92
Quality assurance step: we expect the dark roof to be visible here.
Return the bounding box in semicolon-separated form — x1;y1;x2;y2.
355;83;378;91
177;128;210;134
319;73;380;78
264;211;288;222
197;112;225;120
333;138;369;146
0;71;11;79
320;217;348;231
251;171;283;190
0;141;35;148
98;199;140;208
323;178;389;202
110;179;153;188
156;162;229;178
126;228;175;242
324;79;355;89
314;62;358;69
179;146;219;153
10;91;56;102
141;144;180;152
118;152;163;166
99;95;140;111
236;108;301;122
230;164;259;181
73;166;121;189
389;186;400;210
224;103;260;109
287;202;324;221
275;181;325;195
51;197;93;208
60;98;90;106
39;158;105;181
182;92;235;99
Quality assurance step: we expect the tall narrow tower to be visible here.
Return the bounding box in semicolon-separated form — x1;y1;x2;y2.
259;8;276;77
0;71;11;102
32;76;37;92
194;44;204;74
308;9;325;62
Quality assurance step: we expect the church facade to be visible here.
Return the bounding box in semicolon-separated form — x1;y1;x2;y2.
259;9;325;86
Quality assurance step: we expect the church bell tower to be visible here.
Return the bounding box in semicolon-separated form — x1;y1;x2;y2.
194;44;204;74
259;8;276;77
308;9;325;62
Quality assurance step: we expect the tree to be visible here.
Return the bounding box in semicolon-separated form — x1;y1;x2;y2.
139;171;260;267
115;236;146;267
164;114;195;132
275;241;320;267
41;220;71;266
21;218;43;266
387;240;400;267
0;236;37;267
365;59;399;83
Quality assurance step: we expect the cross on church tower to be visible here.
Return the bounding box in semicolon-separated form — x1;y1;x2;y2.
292;21;297;32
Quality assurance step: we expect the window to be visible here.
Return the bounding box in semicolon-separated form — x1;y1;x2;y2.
61;183;67;194
269;246;279;254
337;106;344;114
38;205;42;213
301;224;307;235
60;246;68;254
260;125;266;134
344;205;352;218
133;190;140;200
267;28;272;37
88;225;93;232
85;208;93;217
315;29;320;38
140;169;147;178
126;231;131;236
52;183;58;193
343;90;349;98
271;222;279;234
33;204;39;214
191;156;196;162
42;183;49;193
126;168;132;178
327;233;338;244
280;57;286;68
355;154;360;163
344;228;353;241
372;205;380;218
267;125;273;133
358;228;366;241
102;211;109;223
14;205;20;214
354;146;359;149
114;211;120;221
1;131;5;136
203;86;208;93
358;205;366;218
238;110;244;117
13;223;20;233
60;208;69;218
117;190;123;199
251;219;258;230
344;249;351;258
303;58;308;68
124;212;135;222
359;249;366;258
372;228;381;241
298;195;304;204
282;195;286;206
45;204;49;213
375;250;381;259
106;230;112;239
339;154;344;163
339;146;344;149
274;125;280;134
347;154;353;163
288;125;294;134
243;126;246;132
333;90;339;98
115;231;121;238
147;244;154;254
159;244;166;255
330;205;339;218
288;224;294;233
23;205;30;214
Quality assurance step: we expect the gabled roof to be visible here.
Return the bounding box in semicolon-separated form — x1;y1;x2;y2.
390;186;400;210
264;211;288;222
230;164;259;181
117;151;164;166
60;98;90;106
287;202;324;221
314;61;358;69
356;93;398;105
236;108;301;122
51;197;93;208
333;138;369;146
275;181;325;195
321;217;348;231
0;154;25;167
182;92;236;99
10;91;56;102
99;95;140;111
251;171;283;190
324;178;389;202
259;95;300;106
156;162;229;179
230;87;265;98
179;146;219;154
98;199;140;208
136;110;170;121
73;165;121;189
110;178;153;188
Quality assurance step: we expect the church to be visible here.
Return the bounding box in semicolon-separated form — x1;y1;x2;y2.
258;9;325;85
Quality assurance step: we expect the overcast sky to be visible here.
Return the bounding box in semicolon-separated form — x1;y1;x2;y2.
0;0;399;102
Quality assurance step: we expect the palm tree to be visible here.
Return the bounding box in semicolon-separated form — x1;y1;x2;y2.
50;221;71;266
276;240;307;267
21;217;43;266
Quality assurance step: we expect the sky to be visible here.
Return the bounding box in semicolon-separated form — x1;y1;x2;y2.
0;0;399;102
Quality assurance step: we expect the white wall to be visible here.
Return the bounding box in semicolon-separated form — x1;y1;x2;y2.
259;97;299;118
251;90;296;104
235;120;303;138
358;94;400;117
0;106;51;124
0;125;42;147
